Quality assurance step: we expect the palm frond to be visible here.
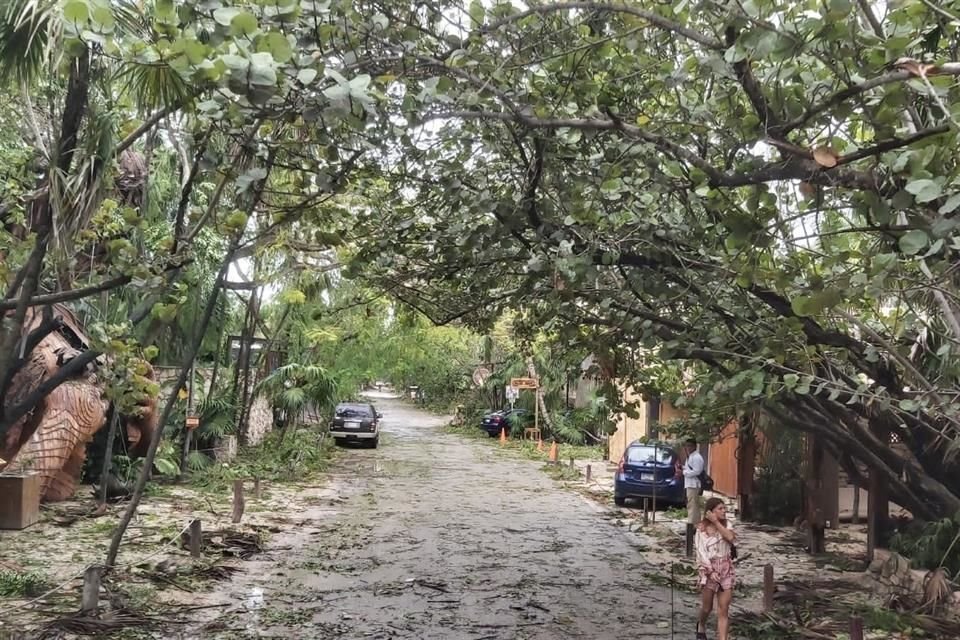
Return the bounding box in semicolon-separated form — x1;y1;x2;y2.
257;363;339;413
186;450;211;472
279;386;307;411
195;394;238;438
0;0;59;83
110;0;149;39
118;61;191;114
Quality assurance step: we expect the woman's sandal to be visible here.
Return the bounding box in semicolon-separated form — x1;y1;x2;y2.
695;630;708;640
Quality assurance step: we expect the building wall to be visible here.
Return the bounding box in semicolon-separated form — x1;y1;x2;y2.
608;385;648;464
607;391;689;463
708;419;742;497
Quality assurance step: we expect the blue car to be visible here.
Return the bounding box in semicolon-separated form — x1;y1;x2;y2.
614;442;684;507
480;408;531;437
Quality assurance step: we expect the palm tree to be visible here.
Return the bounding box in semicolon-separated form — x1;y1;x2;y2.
256;363;339;442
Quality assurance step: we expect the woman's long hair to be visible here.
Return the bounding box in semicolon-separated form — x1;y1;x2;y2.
701;496;727;528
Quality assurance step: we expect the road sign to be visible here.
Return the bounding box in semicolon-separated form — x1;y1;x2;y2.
510;377;539;389
505;385;519;401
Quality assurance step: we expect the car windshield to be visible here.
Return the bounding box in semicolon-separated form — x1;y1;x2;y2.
626;446;673;464
336;404;372;418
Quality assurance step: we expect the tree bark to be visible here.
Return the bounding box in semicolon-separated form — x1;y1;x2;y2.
98;410;120;505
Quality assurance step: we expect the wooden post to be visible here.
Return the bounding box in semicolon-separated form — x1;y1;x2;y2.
81;566;101;613
850;615;864;640
851;482;861;525
685;523;695;558
867;469;889;561
189;519;202;558
232;479;245;524
643;498;650;525
254;477;261;500
867;427;890;562
585;464;592;483
805;435;827;554
822;448;840;529
569;457;575;468
763;564;774;612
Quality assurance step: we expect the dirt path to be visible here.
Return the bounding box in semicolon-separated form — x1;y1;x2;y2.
181;393;693;639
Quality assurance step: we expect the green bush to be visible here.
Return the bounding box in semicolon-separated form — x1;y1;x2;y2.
189;427;335;491
750;425;804;525
0;569;49;597
891;515;960;579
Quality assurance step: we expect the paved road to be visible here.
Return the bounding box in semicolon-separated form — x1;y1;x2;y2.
186;393;692;640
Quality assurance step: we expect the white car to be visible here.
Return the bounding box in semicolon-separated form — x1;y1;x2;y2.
330;402;382;448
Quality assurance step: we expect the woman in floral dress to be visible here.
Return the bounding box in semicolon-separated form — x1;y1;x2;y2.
694;497;737;640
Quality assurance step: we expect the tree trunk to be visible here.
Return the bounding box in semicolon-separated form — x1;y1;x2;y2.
99;410;120;505
0;50;91;444
235;286;261;444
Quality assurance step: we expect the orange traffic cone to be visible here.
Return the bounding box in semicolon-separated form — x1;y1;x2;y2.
537;438;544;452
500;427;507;444
548;441;558;464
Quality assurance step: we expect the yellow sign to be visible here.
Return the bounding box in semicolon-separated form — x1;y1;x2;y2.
510;377;539;389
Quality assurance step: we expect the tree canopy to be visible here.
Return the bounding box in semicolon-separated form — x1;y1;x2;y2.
1;0;960;526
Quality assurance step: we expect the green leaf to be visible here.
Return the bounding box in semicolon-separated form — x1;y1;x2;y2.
280;289;307;305
791;295;814;317
939;192;960;215
297;68;318;85
183;39;206;65
261;32;292;63
156;0;175;18
231;11;259;36
905;178;942;203
248;52;277;85
153;457;180;476
898;398;919;412
221;56;249;78
782;373;799;389
600;178;622;192
64;0;89;23
898;229;929;255
91;6;114;30
469;0;485;26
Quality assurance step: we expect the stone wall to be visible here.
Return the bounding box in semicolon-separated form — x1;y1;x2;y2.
245;393;273;446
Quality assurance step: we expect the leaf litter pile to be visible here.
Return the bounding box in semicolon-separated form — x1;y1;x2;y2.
177;527;267;559
734;578;959;639
25;527;266;637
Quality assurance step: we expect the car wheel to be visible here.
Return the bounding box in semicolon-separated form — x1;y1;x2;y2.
334;438;344;447
370;438;379;449
614;496;626;507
